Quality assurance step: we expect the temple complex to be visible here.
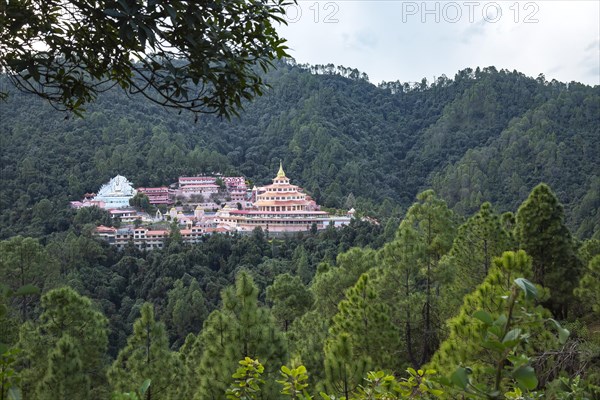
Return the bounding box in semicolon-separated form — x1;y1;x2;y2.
216;163;334;233
92;165;354;248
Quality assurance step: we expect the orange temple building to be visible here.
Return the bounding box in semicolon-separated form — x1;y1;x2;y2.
216;163;333;233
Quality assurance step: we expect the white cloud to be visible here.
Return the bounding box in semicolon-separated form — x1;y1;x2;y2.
278;0;600;85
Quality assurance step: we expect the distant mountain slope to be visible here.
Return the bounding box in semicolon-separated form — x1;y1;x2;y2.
0;63;598;238
432;83;600;237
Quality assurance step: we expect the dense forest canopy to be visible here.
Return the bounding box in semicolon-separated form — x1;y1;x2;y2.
1;61;600;399
1;62;598;240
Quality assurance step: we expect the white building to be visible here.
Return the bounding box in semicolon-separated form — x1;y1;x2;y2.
94;175;137;209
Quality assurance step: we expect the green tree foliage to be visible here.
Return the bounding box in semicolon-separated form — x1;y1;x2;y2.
378;190;457;366
2;66;597;240
0;0;291;116
194;272;287;399
36;335;90;400
18;287;108;398
516;183;581;318
165;277;208;347
439;202;512;321
574;255;600;314
311;248;378;319
323;333;370;399
0;236;59;320
225;357;265;400
266;274;313;332
129;193;152;213
428;251;560;392
329;273;398;370
108;302;181;400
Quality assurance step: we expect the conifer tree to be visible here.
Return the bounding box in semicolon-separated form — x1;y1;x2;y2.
108;302;181;400
0;236;59;321
378;190;457;366
329;273;398;370
293;246;312;285
323;333;370;399
18;287;108;399
574;255;600;314
516;183;581;318
194;272;286;399
36;335;90;400
311;247;378;319
285;310;330;389
440;202;512;321
428;251;558;388
266;273;313;332
165;277;208;347
176;333;204;400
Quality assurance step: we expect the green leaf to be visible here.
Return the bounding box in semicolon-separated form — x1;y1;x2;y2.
514;278;537;300
473;310;493;325
450;367;469;389
139;379;151;394
502;328;522;345
512;365;538;389
548;319;570;344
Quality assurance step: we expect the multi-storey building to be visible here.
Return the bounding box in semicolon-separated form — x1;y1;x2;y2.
137;187;174;205
216;164;335;233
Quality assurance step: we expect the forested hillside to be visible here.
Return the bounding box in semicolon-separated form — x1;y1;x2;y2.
2;62;600;398
1;63;598;239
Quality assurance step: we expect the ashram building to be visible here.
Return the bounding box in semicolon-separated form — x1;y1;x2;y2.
93;175;137;209
216;164;335;233
94;165;353;249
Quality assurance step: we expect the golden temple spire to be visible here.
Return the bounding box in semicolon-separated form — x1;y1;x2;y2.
277;160;286;178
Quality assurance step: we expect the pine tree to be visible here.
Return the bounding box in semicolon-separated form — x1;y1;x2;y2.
440;202;512;321
36;335;90;400
266;273;313;332
311;247;378;319
329;273;398;370
165;277;208;347
428;251;557;388
285;310;329;389
323;333;370;399
516;183;581;318
0;236;59;321
18;287;108;399
574;255;600;314
377;190;457;366
108;302;181;400
292;246;312;285
194;272;287;399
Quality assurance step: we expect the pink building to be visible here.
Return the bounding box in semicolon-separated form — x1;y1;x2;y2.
216;164;331;233
137;187;174;205
179;176;217;186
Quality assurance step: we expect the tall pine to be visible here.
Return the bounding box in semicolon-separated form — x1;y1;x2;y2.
194;272;286;399
428;250;558;388
108;302;181;400
329;273;398;370
516;183;581;318
440;202;512;321
377;190;457;366
18;287;108;399
36;335;90;400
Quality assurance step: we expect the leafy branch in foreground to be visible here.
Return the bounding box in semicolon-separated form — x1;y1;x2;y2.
1;0;292;117
443;276;570;399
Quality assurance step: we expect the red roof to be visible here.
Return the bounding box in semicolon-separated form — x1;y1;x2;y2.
146;230;168;236
96;225;116;233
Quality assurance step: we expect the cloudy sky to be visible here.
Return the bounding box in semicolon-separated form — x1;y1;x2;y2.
277;0;599;85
